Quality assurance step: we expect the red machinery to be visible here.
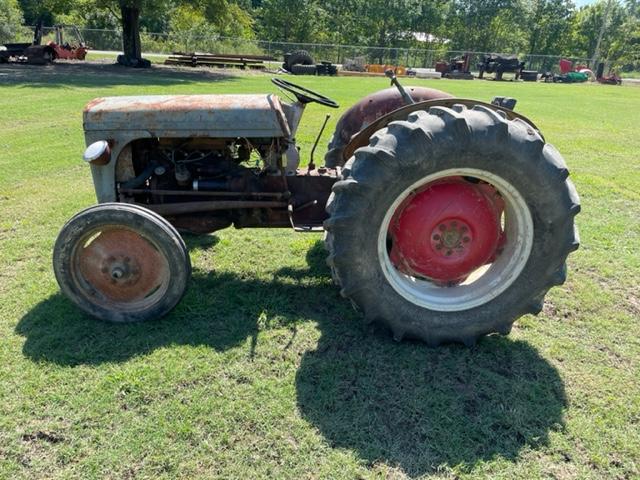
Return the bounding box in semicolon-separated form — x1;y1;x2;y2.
45;25;89;61
2;23;89;64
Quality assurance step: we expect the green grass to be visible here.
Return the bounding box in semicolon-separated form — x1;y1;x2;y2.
0;62;639;479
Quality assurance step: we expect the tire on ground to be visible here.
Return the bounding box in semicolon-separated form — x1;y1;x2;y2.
324;104;580;346
53;202;191;322
291;64;317;75
286;50;314;70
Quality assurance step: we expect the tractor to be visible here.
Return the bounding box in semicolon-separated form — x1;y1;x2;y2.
53;72;580;346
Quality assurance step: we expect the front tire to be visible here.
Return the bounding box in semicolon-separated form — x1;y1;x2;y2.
53;203;191;322
324;104;580;346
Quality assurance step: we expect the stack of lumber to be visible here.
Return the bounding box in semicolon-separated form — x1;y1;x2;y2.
165;52;275;70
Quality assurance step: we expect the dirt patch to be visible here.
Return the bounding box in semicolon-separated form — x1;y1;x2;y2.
21;431;64;443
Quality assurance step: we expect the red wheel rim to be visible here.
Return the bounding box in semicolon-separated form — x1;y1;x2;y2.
73;226;170;307
389;177;505;284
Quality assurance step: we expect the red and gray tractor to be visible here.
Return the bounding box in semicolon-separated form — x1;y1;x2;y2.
53;72;580;346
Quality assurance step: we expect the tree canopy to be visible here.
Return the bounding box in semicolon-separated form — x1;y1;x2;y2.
3;0;639;71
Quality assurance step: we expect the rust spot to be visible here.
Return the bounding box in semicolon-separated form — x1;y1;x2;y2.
83;97;106;112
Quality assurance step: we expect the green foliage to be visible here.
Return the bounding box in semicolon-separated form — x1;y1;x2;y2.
171;2;254;39
0;0;24;43
526;0;574;55
6;0;640;70
257;0;324;43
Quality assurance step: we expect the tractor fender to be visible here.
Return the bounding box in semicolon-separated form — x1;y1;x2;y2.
340;98;544;163
324;86;453;167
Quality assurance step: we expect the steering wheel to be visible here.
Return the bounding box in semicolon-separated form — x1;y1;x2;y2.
271;78;339;108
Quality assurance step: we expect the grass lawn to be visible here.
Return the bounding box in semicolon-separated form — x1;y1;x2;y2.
0;62;638;479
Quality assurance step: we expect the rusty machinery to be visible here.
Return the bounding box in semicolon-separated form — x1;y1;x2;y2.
0;22;88;64
53;73;580;346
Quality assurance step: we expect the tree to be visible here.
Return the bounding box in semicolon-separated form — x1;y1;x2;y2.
526;0;574;56
91;0;233;67
257;0;324;43
607;0;640;71
569;0;626;64
0;0;24;44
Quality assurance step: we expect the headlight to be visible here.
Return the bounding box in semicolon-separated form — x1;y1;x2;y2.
83;140;111;165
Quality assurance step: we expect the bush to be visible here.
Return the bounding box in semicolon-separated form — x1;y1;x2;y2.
0;0;24;44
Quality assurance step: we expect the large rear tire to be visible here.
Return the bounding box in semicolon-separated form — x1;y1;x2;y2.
324;104;580;346
53;203;191;322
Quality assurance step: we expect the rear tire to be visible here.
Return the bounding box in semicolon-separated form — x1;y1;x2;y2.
53;203;191;322
324;104;580;346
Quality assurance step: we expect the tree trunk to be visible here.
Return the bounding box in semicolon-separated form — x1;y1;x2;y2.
119;5;149;67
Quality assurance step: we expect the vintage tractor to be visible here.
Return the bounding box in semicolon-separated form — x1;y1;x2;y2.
53;73;580;346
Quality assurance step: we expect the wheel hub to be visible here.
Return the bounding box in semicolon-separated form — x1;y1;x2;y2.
100;254;141;285
389;179;503;283
78;228;167;303
430;219;472;257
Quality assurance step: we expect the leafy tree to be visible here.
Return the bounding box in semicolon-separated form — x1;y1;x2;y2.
526;0;574;56
0;0;24;43
257;0;324;43
569;0;626;62
608;0;640;70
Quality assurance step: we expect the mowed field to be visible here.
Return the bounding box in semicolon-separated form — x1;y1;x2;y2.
0;62;638;479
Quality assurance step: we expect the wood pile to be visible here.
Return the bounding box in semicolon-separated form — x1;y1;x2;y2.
165;52;275;70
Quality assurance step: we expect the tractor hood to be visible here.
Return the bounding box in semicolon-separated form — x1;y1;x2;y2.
83;94;290;138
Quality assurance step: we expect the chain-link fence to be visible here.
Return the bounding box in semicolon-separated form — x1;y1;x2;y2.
12;26;598;74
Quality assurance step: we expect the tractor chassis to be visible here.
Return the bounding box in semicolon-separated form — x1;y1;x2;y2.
113;97;538;235
120;166;338;234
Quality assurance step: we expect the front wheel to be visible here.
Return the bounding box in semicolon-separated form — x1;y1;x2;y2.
53;203;191;322
324;104;580;346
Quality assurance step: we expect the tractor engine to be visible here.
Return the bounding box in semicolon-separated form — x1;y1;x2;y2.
117;137;334;233
127;137;280;192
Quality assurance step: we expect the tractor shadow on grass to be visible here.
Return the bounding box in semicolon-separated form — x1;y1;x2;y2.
16;239;566;475
16;237;334;365
296;328;566;475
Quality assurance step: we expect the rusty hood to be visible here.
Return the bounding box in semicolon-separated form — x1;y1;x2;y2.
83;94;290;138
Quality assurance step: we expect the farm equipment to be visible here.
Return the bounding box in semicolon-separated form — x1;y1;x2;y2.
0;23;88;64
542;59;591;83
434;53;474;80
282;50;337;76
53;73;580;346
45;24;89;60
478;54;525;80
165;52;273;70
596;62;622;85
0;21;42;63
